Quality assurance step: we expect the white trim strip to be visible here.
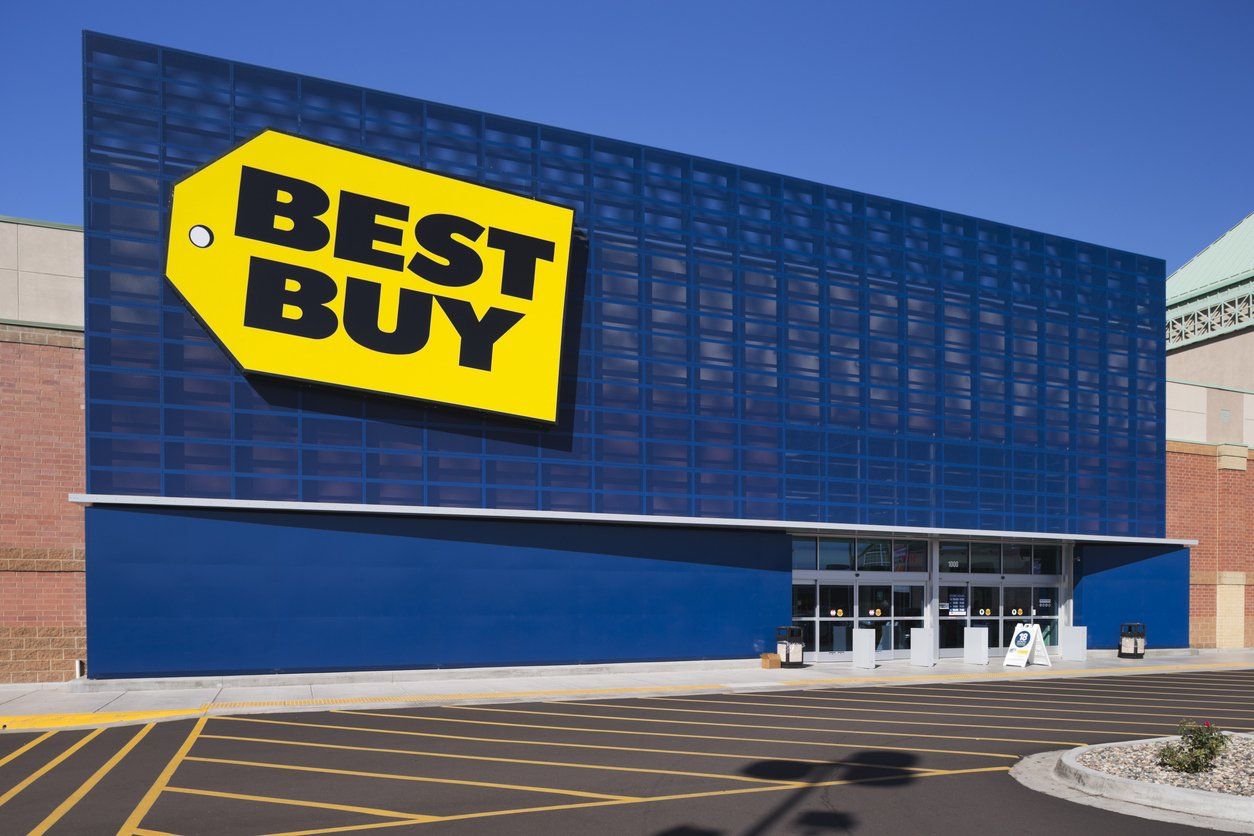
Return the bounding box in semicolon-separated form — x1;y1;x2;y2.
68;493;1197;547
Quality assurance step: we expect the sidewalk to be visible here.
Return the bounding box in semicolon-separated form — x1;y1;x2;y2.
2;649;1252;732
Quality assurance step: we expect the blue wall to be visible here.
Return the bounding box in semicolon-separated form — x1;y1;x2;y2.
83;32;1166;537
85;505;791;678
1072;544;1190;648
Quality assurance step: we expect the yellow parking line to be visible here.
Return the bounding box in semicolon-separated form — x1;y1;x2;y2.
887;681;1254;706
0;731;54;769
30;723;154;836
732;691;1254;726
184;755;638;801
0;710;198;732
164;786;437;822
259;764;1014;836
779;661;1254;688
832;681;1254;716
200;730;934;773
954;680;1254;700
118;715;207;835
195;734;819;785
442;704;1088;748
0;728;104;808
319;711;1020;760
652;691;1238;731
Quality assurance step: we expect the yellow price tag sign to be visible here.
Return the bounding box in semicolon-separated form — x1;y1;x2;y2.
166;130;576;422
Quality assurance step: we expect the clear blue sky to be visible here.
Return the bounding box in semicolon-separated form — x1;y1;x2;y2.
2;0;1251;273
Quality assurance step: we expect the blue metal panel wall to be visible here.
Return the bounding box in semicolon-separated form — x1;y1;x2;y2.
84;32;1166;537
86;506;791;677
1072;544;1190;648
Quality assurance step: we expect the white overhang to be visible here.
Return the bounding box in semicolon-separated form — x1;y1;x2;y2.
69;493;1197;547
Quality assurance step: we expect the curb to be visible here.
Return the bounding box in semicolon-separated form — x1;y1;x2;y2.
1056;737;1254;823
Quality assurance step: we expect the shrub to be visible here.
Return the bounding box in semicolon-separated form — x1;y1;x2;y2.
1158;720;1229;774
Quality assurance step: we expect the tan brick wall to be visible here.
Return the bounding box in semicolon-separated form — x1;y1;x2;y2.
0;323;85;682
1168;442;1254;648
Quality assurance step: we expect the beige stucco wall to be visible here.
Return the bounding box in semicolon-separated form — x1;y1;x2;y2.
1167;328;1254;392
0;218;83;329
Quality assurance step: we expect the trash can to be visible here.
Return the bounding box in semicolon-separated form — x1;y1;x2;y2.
776;626;805;668
1118;623;1146;659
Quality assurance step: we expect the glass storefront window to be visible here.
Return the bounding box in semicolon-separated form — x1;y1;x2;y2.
939;541;969;572
861;585;891;617
1036;618;1058;646
857;539;891;571
858;620;891;651
819;538;854;570
1004;587;1030;619
893;585;924;618
893;619;923;650
892;540;928;573
939;619;965;649
792;583;816;618
971;618;998;647
1033;545;1061;575
970;543;1000;573
820;620;853;652
1003;545;1032;574
793;619;816;651
971;586;999;617
820;584;853;618
1033;586;1058;617
791;538;816;570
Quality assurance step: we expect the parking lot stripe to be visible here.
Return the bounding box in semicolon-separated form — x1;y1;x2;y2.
0;728;102;809
194;733;823;785
163;786;437;822
834;682;1254;710
692;693;1254;729
183;755;640;800
258;764;1015;836
200;730;933;773
0;731;53;770
441;701;1088;747
330;709;1021;759
29;723;154;836
117;715;207;836
955;680;1254;701
808;686;1254;718
648;696;1207;733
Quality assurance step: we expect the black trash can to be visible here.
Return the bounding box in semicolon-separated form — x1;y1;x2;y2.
1118;623;1146;659
776;626;805;668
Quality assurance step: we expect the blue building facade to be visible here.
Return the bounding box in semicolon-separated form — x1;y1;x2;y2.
81;33;1187;677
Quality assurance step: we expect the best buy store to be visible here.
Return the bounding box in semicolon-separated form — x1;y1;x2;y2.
78;33;1190;677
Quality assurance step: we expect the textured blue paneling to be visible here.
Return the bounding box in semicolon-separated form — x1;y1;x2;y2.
86;506;791;677
84;32;1166;537
1072;544;1189;648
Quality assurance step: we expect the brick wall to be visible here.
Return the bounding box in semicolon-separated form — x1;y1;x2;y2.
0;323;84;682
1167;441;1254;648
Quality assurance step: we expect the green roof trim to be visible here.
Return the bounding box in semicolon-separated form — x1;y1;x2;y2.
0;215;83;232
1167;211;1254;307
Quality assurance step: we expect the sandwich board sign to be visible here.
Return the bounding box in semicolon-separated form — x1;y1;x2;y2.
1003;623;1051;668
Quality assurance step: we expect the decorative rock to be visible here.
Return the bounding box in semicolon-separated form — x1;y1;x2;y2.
1076;733;1254;797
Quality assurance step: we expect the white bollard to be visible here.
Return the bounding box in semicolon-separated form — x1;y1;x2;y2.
852;628;876;669
1060;626;1088;661
909;628;935;667
963;627;989;665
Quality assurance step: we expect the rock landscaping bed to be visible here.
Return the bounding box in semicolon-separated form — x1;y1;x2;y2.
1077;733;1254;796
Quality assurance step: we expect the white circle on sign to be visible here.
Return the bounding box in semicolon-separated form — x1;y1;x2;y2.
189;225;214;248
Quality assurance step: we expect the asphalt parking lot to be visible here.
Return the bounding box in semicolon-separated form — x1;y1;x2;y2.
1;668;1251;834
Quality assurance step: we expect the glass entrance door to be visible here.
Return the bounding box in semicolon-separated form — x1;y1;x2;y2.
793;579;925;661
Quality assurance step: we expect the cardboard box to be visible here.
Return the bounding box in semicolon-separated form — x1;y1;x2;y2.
760;652;781;669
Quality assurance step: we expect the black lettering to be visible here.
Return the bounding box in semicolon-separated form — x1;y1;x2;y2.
342;277;433;355
407;214;484;287
235;167;331;251
486;227;555;300
436;297;524;371
334;191;408;271
242;257;338;339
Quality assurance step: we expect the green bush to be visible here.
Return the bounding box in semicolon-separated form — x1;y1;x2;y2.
1158;721;1229;774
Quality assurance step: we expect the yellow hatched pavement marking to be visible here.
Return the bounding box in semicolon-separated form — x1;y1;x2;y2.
163;786;437;822
196;733;820;785
0;731;54;769
330;709;1020;760
647;696;1203;736
183;755;637;800
0;728;104;808
659;694;1254;731
30;723;154;836
462;703;1090;748
117;715;206;836
0;710;198;731
259;765;1013;836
